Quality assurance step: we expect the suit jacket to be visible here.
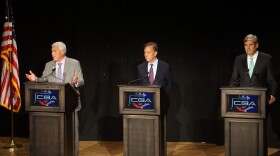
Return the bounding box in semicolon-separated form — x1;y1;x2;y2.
37;57;85;110
230;52;278;96
137;59;172;93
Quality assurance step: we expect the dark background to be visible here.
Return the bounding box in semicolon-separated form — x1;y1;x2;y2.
1;0;280;147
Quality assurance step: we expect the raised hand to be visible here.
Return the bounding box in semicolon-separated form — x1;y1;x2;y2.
25;70;37;81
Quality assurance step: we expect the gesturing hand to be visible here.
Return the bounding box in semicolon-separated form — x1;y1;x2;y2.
72;72;78;85
25;70;37;81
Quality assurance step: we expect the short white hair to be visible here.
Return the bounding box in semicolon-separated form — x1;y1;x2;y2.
52;41;67;54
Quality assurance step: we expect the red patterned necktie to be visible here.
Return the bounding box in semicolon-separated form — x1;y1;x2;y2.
149;64;154;85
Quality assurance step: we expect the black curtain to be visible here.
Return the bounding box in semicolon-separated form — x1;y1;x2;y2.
1;0;280;147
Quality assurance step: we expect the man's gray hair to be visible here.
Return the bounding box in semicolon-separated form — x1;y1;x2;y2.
52;41;67;54
244;34;258;44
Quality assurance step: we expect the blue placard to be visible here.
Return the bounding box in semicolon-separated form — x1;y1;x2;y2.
125;92;154;109
31;89;59;107
227;95;259;113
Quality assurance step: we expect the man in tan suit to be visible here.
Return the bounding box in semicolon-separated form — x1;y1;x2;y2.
25;41;84;156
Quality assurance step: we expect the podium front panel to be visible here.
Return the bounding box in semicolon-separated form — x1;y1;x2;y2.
119;85;164;115
220;87;266;119
29;112;74;156
30;112;64;156
225;118;265;156
25;82;78;112
123;115;166;156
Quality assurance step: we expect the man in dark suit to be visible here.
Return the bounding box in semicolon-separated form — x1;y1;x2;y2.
229;34;278;155
137;42;173;93
25;41;84;156
230;34;278;105
137;42;172;155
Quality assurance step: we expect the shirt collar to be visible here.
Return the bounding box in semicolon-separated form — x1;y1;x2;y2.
57;57;66;65
247;51;258;59
149;58;158;66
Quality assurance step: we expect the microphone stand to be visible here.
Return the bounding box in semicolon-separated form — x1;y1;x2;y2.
230;78;241;87
128;77;146;84
128;73;149;84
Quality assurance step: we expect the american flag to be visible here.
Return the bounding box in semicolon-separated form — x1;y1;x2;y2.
1;0;21;112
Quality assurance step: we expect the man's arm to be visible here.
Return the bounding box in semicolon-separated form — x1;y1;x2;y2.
266;56;278;104
229;57;240;87
73;61;84;87
267;56;278;96
165;65;173;92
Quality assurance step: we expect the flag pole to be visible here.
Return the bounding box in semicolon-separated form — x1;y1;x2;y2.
1;0;22;151
1;32;22;153
1;84;22;150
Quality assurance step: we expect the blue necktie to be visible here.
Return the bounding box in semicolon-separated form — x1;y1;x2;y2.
249;58;254;78
57;63;62;82
149;64;154;85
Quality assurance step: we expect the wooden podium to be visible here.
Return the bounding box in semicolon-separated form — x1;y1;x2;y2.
24;82;79;156
220;87;267;156
118;85;168;156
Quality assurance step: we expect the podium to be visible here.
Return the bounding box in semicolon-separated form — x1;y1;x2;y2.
24;82;79;156
220;87;267;156
118;85;168;156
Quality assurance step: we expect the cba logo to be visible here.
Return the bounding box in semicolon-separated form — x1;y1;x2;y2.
231;95;257;112
34;90;58;106
128;92;153;109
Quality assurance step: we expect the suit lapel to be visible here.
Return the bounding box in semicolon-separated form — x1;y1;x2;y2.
142;62;149;85
63;57;69;82
244;52;262;79
253;52;262;74
241;55;251;78
242;55;248;70
49;61;56;82
145;62;149;73
154;60;160;83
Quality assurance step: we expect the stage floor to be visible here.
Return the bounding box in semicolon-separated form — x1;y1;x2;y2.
1;137;280;156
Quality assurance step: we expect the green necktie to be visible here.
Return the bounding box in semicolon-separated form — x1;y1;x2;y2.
249;57;254;78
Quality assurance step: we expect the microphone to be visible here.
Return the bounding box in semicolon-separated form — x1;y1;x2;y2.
128;72;149;84
38;67;56;79
230;78;241;87
51;71;64;82
52;74;64;82
230;69;249;87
